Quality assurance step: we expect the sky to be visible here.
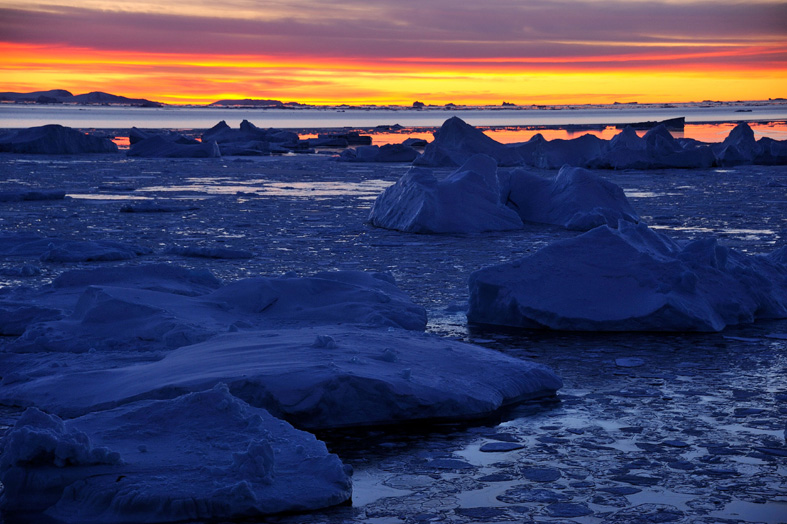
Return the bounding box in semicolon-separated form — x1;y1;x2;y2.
1;0;786;105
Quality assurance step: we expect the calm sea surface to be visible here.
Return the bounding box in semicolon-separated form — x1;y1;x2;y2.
2;103;787;143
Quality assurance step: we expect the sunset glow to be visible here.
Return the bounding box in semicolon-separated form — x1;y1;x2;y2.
1;0;785;105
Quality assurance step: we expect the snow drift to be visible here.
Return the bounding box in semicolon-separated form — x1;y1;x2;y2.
468;221;787;331
368;154;523;233
0;385;352;523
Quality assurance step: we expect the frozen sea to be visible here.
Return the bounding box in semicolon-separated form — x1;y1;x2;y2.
0;144;785;523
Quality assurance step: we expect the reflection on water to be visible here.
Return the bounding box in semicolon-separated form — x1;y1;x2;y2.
136;177;393;198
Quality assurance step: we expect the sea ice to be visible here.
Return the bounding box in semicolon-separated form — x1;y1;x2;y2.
0;385;352;523
0;124;117;154
368;154;523;233
1;326;563;427
468;221;787;331
6;267;427;353
128;134;221;158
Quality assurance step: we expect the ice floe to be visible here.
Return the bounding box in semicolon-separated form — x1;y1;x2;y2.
368;155;523;233
468;221;787;331
0;232;150;262
0;385;352;523
0;124;118;154
0;326;562;427
128;134;221;158
5;267;427;354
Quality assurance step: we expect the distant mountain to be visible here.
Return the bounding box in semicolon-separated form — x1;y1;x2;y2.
0;90;162;107
0;89;73;103
208;99;285;107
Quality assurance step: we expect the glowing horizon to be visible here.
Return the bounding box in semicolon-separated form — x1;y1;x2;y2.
1;0;785;106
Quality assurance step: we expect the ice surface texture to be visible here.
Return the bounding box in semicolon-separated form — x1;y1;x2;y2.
369;154;523;233
6;267;427;353
0;385;352;523
502;164;640;230
0;124;117;154
468;221;787;331
369;155;638;233
2;326;562;426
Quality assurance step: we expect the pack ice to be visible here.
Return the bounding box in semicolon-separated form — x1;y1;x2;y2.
412;118;787;169
0;263;562;521
468;222;787;331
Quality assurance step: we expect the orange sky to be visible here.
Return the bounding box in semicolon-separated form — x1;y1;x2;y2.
1;0;785;105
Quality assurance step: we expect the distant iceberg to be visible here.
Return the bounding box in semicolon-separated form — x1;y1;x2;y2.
412;118;787;169
0;125;117;154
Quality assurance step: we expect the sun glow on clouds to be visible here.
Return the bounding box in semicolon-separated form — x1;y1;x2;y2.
0;0;785;105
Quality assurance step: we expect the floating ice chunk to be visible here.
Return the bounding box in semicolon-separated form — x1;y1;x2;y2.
128;134;221;158
503;165;639;231
369;154;523;234
1;327;562;428
0;385;351;523
9;269;426;353
0;125;117;154
713;122;763;166
414;117;522;167
0;234;146;262
468;222;787;331
52;264;222;296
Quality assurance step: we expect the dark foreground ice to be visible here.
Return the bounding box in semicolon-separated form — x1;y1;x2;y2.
0;153;785;523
